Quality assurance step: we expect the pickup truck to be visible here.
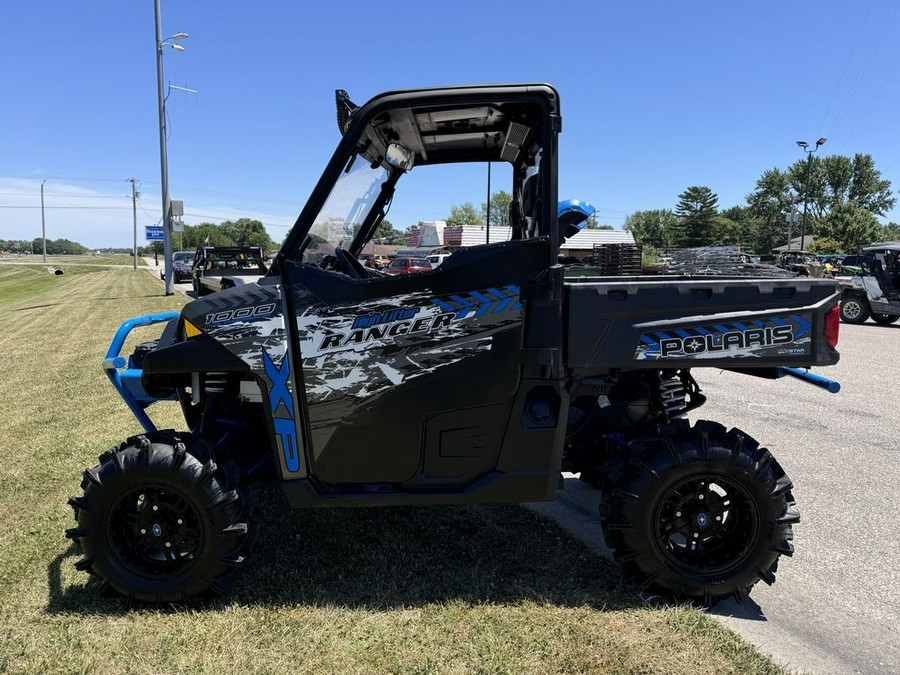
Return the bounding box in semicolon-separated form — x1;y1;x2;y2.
68;84;841;608
190;245;267;295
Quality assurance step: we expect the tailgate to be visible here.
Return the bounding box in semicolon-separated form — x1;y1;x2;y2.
565;276;840;370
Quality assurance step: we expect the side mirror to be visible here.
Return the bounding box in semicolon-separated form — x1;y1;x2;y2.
385;143;415;172
558;199;596;240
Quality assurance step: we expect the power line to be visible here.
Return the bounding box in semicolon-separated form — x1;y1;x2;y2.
0;205;130;210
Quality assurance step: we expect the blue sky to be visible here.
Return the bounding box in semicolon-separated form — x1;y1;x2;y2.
2;0;899;248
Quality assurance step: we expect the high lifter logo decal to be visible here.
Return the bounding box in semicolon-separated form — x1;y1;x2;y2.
635;315;812;360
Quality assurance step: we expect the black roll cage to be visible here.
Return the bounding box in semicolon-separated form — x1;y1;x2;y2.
272;84;562;274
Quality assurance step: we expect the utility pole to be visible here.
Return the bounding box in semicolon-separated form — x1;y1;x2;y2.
154;0;173;294
154;1;188;295
40;180;47;262
130;179;138;270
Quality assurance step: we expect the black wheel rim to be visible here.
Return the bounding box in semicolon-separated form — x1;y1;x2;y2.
653;474;759;577
107;485;204;579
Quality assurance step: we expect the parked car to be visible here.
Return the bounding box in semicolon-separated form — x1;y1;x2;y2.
359;254;391;269
427;253;451;269
159;251;196;282
384;257;432;275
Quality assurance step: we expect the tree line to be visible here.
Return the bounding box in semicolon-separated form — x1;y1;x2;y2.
625;153;899;254
0;238;90;255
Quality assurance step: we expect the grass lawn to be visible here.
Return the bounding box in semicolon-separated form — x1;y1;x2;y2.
0;265;783;675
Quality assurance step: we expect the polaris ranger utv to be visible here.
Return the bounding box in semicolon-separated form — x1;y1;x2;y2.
67;84;842;606
835;242;900;325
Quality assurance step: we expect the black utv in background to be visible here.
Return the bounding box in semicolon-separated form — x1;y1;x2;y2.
68;84;841;607
190;245;267;296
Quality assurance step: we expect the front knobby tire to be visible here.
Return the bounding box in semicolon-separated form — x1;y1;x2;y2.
600;419;798;606
66;432;252;604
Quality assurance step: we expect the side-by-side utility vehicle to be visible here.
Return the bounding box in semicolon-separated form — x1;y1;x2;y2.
67;84;842;606
836;242;900;325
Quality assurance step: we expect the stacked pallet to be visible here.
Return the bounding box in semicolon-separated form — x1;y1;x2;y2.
587;243;643;276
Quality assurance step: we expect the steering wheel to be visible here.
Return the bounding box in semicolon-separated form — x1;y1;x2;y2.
333;247;369;280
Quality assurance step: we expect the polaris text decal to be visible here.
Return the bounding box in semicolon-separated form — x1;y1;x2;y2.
635;315;812;360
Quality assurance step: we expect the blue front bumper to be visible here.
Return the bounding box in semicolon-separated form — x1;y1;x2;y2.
102;312;180;434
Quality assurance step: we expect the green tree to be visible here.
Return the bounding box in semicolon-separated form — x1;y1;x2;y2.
623;209;679;249
219;218;276;252
31;237;88;255
807;236;845;254
746;168;795;253
675;186;718;247
373;218;402;243
749;154;894;248
480;190;512;228
181;222;234;249
719;205;762;250
816;203;882;252
708;214;742;246
878;222;900;241
446;202;483;227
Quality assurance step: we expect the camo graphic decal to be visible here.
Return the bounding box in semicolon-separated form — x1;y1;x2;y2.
296;286;522;403
634;314;812;361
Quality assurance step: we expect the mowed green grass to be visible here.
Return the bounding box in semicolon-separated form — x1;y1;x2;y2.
0;265;783;675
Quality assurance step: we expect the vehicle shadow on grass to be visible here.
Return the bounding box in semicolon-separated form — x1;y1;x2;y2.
46;485;641;615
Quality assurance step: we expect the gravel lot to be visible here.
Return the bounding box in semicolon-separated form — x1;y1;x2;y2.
532;321;900;674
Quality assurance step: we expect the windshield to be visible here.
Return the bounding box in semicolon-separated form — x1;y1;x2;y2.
302;155;388;265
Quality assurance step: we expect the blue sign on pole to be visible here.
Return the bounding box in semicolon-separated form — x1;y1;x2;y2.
145;225;164;241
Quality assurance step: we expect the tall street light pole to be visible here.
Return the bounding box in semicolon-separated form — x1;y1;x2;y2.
154;0;187;295
796;137;826;251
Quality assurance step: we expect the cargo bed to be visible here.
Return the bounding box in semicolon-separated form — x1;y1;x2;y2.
565;274;840;371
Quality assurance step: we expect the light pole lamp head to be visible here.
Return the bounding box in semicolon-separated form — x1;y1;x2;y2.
816;137;827;147
169;32;189;40
796;140;809;149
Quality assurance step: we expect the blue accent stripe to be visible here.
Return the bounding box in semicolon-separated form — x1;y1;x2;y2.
431;298;457;314
449;294;475;319
485;287;513;313
657;331;672;340
696;326;711;335
771;317;787;326
734;322;750;331
714;324;730;333
752;320;766;328
506;284;522;310
469;290;494;316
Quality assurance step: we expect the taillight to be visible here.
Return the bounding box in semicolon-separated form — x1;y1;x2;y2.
825;303;840;348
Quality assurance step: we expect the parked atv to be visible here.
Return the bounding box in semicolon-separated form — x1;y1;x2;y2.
67;84;842;607
835;242;900;325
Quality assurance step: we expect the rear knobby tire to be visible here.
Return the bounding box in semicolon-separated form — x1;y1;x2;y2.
66;432;252;603
600;419;798;606
872;313;899;326
840;295;870;324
